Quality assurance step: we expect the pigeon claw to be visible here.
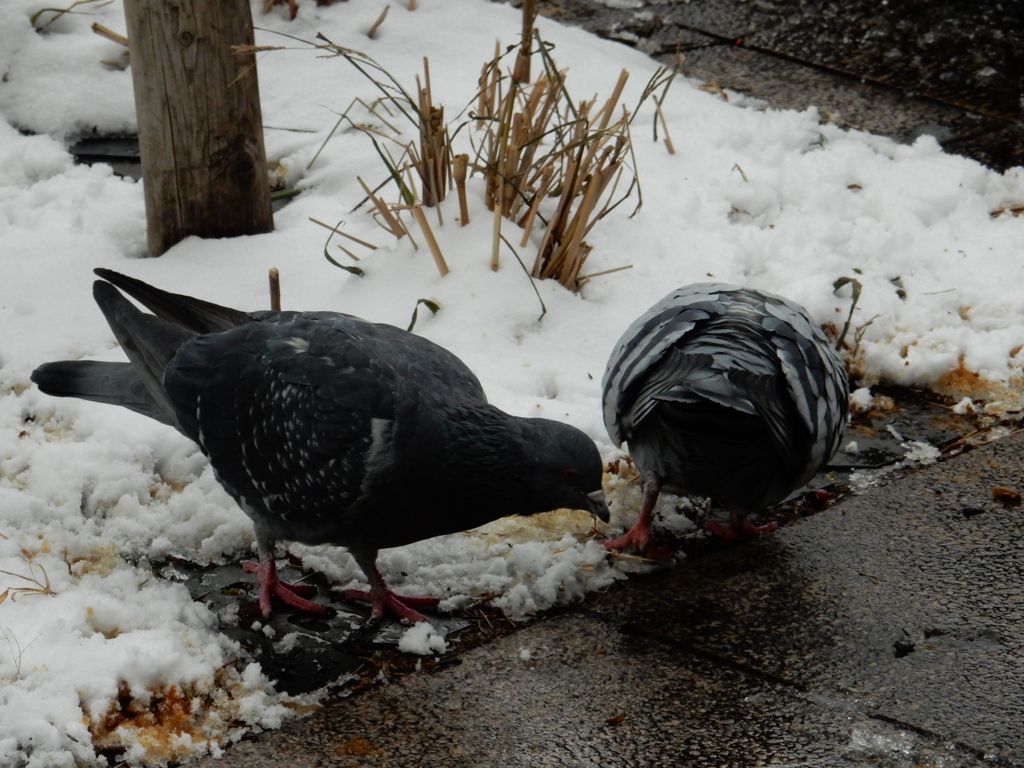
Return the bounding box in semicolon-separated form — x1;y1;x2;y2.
601;525;674;560
344;588;440;624
242;559;328;618
704;518;778;544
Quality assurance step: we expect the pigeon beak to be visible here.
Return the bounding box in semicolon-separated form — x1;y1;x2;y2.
587;489;611;523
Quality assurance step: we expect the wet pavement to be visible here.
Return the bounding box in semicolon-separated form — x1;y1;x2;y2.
526;0;1024;171
194;425;1024;767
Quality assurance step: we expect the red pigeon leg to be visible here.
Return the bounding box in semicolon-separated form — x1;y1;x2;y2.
344;549;440;624
242;555;327;618
602;477;674;560
704;508;777;543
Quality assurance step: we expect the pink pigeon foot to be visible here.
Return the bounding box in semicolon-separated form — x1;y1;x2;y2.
242;557;328;618
601;477;674;559
704;513;778;544
602;523;674;560
343;587;440;623
344;550;439;623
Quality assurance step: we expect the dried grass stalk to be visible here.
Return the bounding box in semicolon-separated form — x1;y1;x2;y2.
309;218;379;251
512;0;536;85
358;177;408;239
367;5;389;39
414;59;451;206
92;22;128;46
518;165;553;247
411;204;450;276
476;41;501;130
491;181;503;271
454;154;470;225
269;268;281;311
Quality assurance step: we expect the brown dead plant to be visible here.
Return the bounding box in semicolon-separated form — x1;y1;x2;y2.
470;1;673;289
277;2;673;291
0;548;57;605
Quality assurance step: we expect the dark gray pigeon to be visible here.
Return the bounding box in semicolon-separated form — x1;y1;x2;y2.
33;270;610;622
601;283;848;555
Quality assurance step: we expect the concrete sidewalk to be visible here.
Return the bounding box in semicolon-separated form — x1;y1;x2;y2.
197;426;1024;767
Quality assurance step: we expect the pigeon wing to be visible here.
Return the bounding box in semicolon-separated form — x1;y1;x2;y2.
164;317;401;543
602;283;742;444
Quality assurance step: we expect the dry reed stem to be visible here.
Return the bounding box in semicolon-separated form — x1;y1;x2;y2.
513;0;536;84
269;268;281;311
358;177;408;238
592;70;629;132
414;59;450;207
411;205;450;276
396;209;420;250
92;22;128;46
533;149;581;276
367;5;389;39
518;165;553;247
654;97;675;154
491;180;503;271
476;41;501;129
577;264;633;284
308;218;379;250
336;243;362;262
558;169;605;282
454;154;470;225
579;159;623;239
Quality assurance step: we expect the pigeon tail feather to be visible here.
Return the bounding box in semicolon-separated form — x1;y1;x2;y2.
92;280;195;423
30;360;173;425
94;268;252;333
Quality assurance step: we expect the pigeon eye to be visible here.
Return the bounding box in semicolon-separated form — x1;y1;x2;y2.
560;469;578;482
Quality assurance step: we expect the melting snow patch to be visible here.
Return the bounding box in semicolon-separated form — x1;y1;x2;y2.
398;623;448;656
900;441;941;466
849;387;876;412
953;396;976;415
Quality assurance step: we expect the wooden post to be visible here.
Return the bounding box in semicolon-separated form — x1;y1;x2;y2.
123;0;273;256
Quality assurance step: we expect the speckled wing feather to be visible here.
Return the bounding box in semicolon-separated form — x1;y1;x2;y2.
163;313;487;545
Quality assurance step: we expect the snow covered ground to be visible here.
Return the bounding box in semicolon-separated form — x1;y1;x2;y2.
1;0;1023;763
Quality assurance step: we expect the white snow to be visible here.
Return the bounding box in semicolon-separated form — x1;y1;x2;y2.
1;0;1023;763
398;622;448;656
849;387;876;411
952;396;977;415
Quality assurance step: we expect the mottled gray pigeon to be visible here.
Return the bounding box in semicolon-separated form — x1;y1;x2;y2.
601;283;848;555
33;270;610;621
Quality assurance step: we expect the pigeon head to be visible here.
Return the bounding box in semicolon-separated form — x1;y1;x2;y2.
519;418;610;522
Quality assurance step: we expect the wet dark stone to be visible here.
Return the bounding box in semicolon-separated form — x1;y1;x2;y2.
894;638;916;658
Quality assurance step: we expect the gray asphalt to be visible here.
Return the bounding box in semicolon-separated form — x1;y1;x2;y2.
196;428;1024;767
